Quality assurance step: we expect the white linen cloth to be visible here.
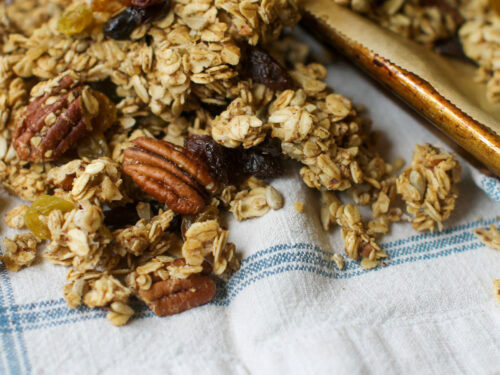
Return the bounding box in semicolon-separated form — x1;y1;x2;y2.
1;49;499;375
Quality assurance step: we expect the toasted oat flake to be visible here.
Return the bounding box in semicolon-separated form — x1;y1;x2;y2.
332;253;345;270
474;225;500;250
360;258;380;270
230;178;271;221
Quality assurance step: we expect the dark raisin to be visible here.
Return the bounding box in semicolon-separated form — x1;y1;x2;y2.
185;135;233;186
103;204;140;230
202;103;226;117
168;213;182;234
103;0;170;40
243;46;294;91
136;0;170;24
251;137;283;158
435;36;476;65
185;135;283;185
89;78;121;103
240;151;283;179
103;7;138;40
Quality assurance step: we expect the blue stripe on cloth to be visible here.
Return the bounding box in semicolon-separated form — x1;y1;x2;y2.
478;174;500;203
2;219;499;328
0;237;486;332
0;264;30;375
0;218;498;373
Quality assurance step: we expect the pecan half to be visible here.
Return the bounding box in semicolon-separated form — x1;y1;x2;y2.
12;74;114;162
123;137;217;214
138;275;216;316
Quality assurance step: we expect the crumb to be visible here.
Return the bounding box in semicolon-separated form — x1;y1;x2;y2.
392;157;405;171
494;279;500;304
294;201;304;213
474;225;500;250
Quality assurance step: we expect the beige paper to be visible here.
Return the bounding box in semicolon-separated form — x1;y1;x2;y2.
300;0;500;136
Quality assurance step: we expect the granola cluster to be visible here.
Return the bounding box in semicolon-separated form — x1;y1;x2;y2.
0;0;467;325
396;143;461;232
0;233;40;272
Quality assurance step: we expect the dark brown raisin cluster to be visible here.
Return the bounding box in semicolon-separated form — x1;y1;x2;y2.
241;46;295;91
103;0;170;40
184;135;283;186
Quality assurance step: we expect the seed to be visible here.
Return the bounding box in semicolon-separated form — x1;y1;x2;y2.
265;186;284;210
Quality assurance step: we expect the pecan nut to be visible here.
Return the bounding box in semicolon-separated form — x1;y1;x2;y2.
138;275;216;316
123;137;217;214
12;74;114;162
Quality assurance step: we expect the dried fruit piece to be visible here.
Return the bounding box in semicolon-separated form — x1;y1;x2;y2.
184;135;283;185
103;0;170;40
138;275;215;316
25;195;75;239
92;91;117;133
181;205;220;240
77;133;110;159
240;147;283;180
123;137;217;214
103;204;140;230
57;5;94;36
243;46;294;91
184;135;233;185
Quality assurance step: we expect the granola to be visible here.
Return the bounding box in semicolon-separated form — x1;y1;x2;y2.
0;0;471;325
1;233;40;272
396;144;461;232
4;204;28;229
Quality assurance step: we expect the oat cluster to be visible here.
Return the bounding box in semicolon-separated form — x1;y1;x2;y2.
0;0;465;325
396;143;461;232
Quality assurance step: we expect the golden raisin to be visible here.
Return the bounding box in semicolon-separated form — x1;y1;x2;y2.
93;91;117;133
77;133;110;159
181;205;220;239
57;5;94;36
25;195;75;239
